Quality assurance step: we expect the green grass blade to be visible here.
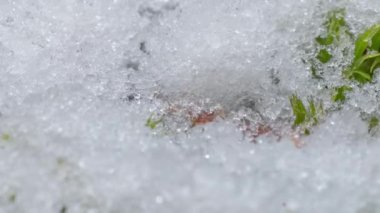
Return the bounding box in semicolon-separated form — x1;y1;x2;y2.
290;95;307;126
351;70;372;83
354;24;380;60
370;57;380;73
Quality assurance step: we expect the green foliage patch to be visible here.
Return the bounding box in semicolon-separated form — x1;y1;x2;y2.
145;115;162;130
290;95;324;134
332;86;352;103
345;24;380;83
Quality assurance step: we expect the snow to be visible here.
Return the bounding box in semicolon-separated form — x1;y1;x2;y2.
1;0;380;212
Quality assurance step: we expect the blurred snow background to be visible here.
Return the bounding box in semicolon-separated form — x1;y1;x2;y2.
1;0;380;212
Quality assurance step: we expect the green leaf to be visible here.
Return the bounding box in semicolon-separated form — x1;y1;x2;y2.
371;31;380;51
290;95;324;135
369;116;379;133
316;35;334;46
145;115;162;129
347;24;380;83
308;99;318;125
353;53;380;68
332;86;352;102
317;49;332;63
351;70;372;83
290;95;307;126
370;56;380;73
354;24;380;61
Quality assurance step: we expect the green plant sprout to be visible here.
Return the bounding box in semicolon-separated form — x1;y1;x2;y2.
315;9;350;46
308;99;323;126
345;24;380;83
368;116;379;133
145;115;162;130
332;86;352;102
310;8;351;77
290;95;324;134
306;10;380;137
290;95;307;126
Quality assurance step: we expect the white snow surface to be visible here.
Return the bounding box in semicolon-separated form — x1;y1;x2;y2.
1;0;380;212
